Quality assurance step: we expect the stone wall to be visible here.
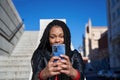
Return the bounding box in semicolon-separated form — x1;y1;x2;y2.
0;0;24;55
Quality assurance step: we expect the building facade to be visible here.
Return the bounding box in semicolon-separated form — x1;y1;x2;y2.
0;0;24;55
107;0;120;70
84;19;108;60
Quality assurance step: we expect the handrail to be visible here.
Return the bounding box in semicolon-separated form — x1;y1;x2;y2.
0;22;23;42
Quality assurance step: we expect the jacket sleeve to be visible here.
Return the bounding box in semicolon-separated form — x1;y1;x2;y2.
31;50;45;80
72;49;85;80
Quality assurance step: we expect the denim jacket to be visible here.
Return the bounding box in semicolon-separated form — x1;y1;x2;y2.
31;49;84;80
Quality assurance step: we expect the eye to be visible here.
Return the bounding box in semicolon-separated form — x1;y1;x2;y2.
49;35;55;39
60;35;64;38
59;34;64;38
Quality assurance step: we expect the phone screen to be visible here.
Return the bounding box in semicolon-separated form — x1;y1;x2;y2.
52;44;65;57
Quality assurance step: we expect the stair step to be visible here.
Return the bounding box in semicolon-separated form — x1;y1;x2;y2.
0;67;31;73
0;60;30;65
0;64;30;68
0;31;39;80
12;48;36;51
0;65;31;72
0;71;30;79
11;53;33;56
0;54;31;60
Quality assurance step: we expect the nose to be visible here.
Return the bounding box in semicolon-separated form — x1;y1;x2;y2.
55;37;60;43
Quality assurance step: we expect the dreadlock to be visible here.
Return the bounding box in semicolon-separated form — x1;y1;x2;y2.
37;20;71;56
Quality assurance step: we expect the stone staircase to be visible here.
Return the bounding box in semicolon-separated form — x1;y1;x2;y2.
0;31;40;80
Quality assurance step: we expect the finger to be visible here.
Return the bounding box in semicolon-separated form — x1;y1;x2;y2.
60;55;69;61
46;63;61;76
52;65;62;72
60;58;70;66
49;56;60;62
47;58;59;68
47;68;61;77
60;59;72;70
50;71;61;76
60;69;69;75
50;62;62;74
52;60;61;67
61;64;68;70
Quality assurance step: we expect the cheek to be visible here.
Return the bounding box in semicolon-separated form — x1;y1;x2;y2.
49;37;64;45
61;38;64;43
49;38;54;45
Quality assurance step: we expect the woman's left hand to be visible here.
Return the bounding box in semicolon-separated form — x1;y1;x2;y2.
60;55;78;79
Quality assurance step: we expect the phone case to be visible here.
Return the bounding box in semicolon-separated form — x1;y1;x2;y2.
52;44;65;57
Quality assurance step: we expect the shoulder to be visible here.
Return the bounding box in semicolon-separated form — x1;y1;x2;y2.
71;49;80;55
31;49;44;62
72;49;79;53
71;49;82;59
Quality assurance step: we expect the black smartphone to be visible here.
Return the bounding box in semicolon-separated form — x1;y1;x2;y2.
52;44;65;57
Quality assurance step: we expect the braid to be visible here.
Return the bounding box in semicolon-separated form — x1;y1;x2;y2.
63;25;71;57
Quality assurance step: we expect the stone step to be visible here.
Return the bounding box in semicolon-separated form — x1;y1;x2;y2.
11;51;33;56
0;31;39;80
0;56;31;61
13;44;37;48
13;45;36;48
11;54;32;57
12;47;36;51
0;54;32;57
0;60;30;65
0;64;30;67
0;65;31;73
0;53;32;56
12;50;35;54
0;71;30;80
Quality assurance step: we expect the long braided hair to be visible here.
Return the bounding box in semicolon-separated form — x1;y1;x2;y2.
37;20;71;56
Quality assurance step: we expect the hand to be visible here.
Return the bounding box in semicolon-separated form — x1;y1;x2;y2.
40;56;62;80
60;55;78;79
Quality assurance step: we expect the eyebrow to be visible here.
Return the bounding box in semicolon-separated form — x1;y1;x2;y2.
50;33;64;35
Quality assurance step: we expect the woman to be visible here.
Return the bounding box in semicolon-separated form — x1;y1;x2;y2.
31;20;84;80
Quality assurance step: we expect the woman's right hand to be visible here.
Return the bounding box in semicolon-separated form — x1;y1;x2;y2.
40;56;62;80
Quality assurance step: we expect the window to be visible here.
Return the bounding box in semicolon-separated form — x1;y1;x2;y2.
87;26;89;33
116;0;120;3
112;12;116;21
117;7;120;17
111;0;116;8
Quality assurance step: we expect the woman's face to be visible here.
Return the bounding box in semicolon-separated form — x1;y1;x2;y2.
49;26;64;46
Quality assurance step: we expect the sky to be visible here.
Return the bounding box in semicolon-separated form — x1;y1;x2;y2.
13;0;107;50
